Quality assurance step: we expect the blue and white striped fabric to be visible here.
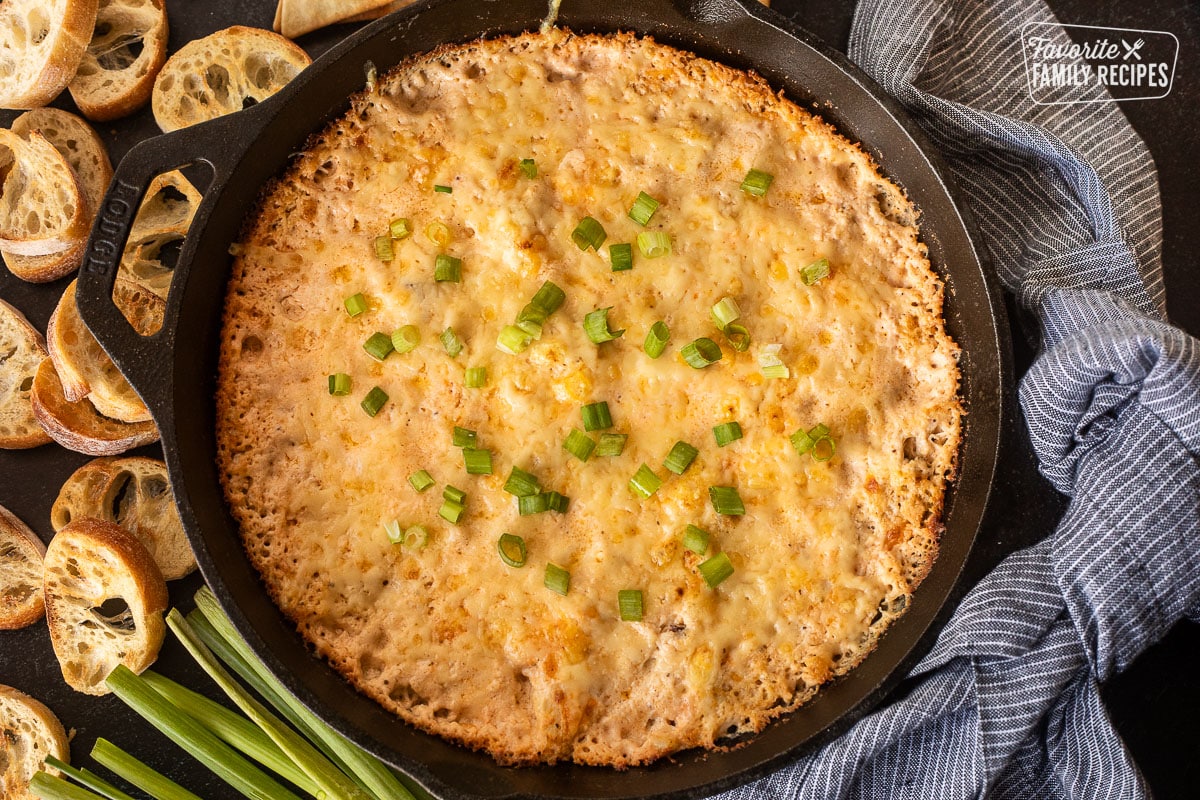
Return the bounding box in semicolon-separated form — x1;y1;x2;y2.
720;0;1200;797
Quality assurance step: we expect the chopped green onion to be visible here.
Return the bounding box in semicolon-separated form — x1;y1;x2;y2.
408;469;435;492
328;373;351;396
644;321;670;358
391;325;420;353
463;448;493;475
496;324;533;355
563;429;596;461
426;220;451;246
451;426;476;448
583;307;624;344
344;293;368;317
595;433;627;456
617;589;644;621
663;441;699;475
464;366;487;388
518;158;537;178
374;235;394;262
439;500;465;524
361;387;388;417
609;242;634;272
581;401;613;432
498;534;527;567
544;491;569;513
403;525;429;551
791;424;833;460
790;428;814;455
571;216;607;251
544;563;570;596
683;524;710;555
636;230;671;258
628;191;660;226
709;485;745;516
698;552;735;588
530;281;566;315
515;314;543;340
389;218;412;239
759;344;789;378
812;436;836;462
41;755;138;800
710;296;741;330
809;423;830;439
518;493;549;515
434;184;453;193
441;326;463;357
443;485;467;504
713;421;743;447
434;254;462;282
384;519;403;544
801;257;831;285
90;739;207;800
681;337;723;368
363;331;394;361
723;323;751;352
503;466;541;497
740;168;774;196
762;364;790;379
629;464;663;499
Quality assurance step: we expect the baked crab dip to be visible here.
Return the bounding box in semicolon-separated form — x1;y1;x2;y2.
216;29;962;767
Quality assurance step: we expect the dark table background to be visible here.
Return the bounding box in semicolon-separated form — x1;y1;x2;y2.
1;0;1196;797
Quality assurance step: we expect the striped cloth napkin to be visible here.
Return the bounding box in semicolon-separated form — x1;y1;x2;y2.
720;0;1200;797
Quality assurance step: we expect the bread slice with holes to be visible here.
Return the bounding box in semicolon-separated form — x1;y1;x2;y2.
0;504;47;630
43;517;168;695
130;170;202;236
0;297;52;449
0;0;98;110
52;456;193;580
0;684;69;800
152;26;311;132
69;0;169;121
2;109;113;282
45;279;158;422
0;129;89;262
273;0;398;39
31;358;159;455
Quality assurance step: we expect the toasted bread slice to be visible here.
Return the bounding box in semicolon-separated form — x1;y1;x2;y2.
152;26;311;132
69;0;169;122
52;457;194;580
0;129;88;261
43;517;168;695
0;504;46;630
0;0;98;110
117;226;183;304
0;297;52;448
30;358;159;455
2;109;113;282
0;685;69;800
130;170;202;236
273;0;397;39
45;279;156;422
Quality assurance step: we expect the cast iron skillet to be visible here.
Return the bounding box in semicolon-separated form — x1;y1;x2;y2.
75;0;1007;797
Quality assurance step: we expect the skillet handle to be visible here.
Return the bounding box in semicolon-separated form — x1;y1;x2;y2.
75;113;245;419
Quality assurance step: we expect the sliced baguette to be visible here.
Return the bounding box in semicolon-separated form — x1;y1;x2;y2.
0;0;99;109
69;0;169;122
0;504;46;630
30;357;159;455
0;297;52;448
0;129;88;260
2;109;113;282
130;170;202;236
51;456;194;580
45;279;156;422
43;517;168;695
273;0;398;39
118;226;183;303
0;685;69;800
152;26;311;132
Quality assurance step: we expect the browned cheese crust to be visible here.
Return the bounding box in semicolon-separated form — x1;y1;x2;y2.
216;31;962;767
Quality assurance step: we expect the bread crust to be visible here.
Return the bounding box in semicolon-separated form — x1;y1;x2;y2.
0;684;70;800
0;130;89;262
31;358;159;455
0;504;47;629
0;0;99;110
43;517;168;695
69;0;169;121
0;296;52;448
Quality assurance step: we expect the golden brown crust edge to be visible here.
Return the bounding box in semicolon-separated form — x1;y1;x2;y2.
0;504;47;630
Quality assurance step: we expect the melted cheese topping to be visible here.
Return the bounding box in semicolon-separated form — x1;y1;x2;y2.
217;31;961;767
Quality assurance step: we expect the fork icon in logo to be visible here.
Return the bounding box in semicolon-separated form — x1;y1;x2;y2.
1122;38;1145;60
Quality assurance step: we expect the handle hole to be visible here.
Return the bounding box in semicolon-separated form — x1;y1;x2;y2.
111;163;213;337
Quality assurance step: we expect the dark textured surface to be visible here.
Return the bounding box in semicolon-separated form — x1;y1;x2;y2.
0;1;1195;798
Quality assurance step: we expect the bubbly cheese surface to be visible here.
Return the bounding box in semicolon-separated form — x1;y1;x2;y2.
217;31;961;767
